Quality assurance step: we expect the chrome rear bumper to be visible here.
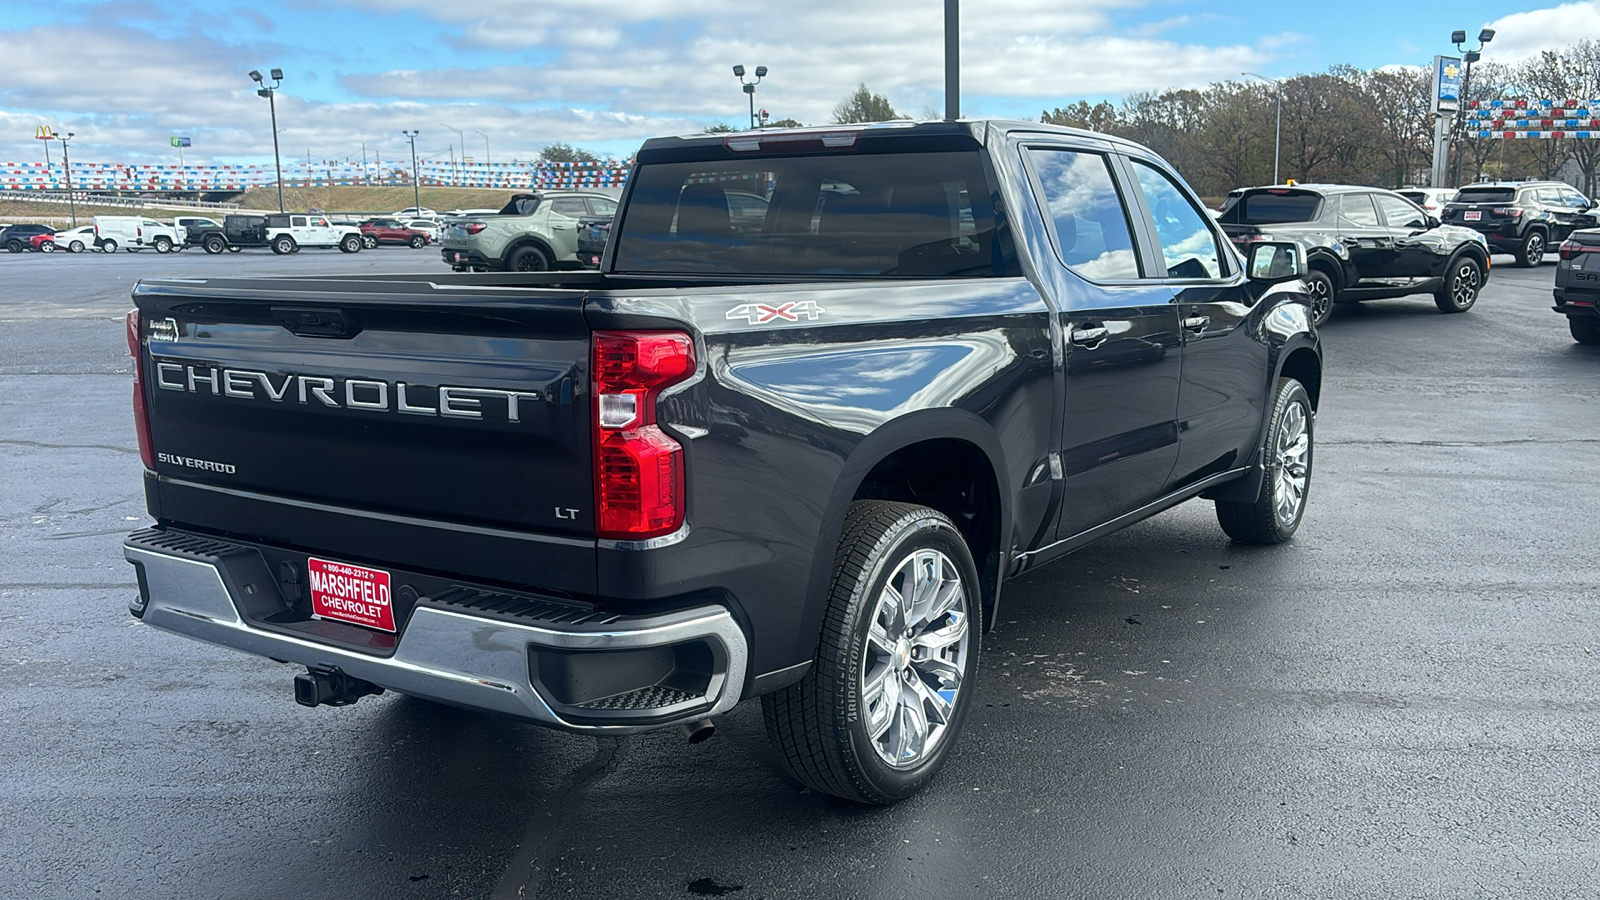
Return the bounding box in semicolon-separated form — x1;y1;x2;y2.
124;531;747;733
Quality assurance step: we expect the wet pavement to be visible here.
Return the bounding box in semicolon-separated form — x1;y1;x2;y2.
1;248;1596;899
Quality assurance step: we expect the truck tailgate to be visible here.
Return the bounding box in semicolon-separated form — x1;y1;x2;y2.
133;277;594;589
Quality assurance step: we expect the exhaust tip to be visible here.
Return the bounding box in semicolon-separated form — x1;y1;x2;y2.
681;718;717;744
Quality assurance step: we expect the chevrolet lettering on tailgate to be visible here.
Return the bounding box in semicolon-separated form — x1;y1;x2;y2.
152;361;543;421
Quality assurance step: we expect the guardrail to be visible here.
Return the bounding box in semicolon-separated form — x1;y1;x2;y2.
0;190;242;211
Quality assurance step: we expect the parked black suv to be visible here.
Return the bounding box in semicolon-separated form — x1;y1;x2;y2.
1442;180;1596;267
2;223;56;253
1553;228;1600;344
1217;184;1492;325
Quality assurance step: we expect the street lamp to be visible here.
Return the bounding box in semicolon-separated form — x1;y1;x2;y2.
1243;72;1283;185
249;68;286;213
55;131;77;228
402;130;421;213
441;123;464;185
1451;28;1496;187
475;130;490;169
732;65;768;130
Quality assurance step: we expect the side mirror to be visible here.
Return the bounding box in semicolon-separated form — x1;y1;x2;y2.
1425;215;1441;229
1247;240;1306;283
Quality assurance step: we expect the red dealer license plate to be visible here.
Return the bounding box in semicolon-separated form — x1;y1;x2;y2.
308;557;396;632
1464;210;1482;221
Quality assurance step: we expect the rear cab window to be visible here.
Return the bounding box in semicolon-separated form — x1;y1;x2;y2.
1024;147;1141;280
612;144;1015;278
1220;190;1323;225
1455;187;1516;205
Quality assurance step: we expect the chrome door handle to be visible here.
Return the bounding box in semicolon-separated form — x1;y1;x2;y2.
1183;315;1210;331
1070;326;1109;346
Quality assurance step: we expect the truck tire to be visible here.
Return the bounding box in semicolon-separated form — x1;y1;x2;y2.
763;501;980;805
508;245;550;272
272;236;296;255
153;236;173;253
100;239;118;254
1216;377;1313;544
409;234;427;249
1515;229;1546;267
1433;255;1482;313
1571;317;1600;346
339;235;362;253
203;235;226;254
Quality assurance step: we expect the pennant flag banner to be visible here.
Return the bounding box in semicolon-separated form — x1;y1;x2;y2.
1466;100;1600;138
0;159;635;190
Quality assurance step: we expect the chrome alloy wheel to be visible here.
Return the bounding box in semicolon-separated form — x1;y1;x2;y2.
1450;262;1481;308
860;548;971;769
1273;400;1311;527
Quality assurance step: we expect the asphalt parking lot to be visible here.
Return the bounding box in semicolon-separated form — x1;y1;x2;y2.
1;249;1596;900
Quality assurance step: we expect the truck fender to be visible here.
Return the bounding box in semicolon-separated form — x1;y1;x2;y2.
793;409;1014;672
1201;303;1321;504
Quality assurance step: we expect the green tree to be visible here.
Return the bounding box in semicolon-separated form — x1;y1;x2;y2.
831;83;902;123
766;117;805;128
701;122;737;133
539;142;600;164
1041;101;1119;132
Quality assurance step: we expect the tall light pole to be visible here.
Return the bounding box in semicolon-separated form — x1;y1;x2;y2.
249;68;286;212
441;123;464;185
1243;72;1283;184
56;131;77;228
732;65;767;130
476;130;490;170
402;130;421;212
1451;28;1496;188
945;0;959;119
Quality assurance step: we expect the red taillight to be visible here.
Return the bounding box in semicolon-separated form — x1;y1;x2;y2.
126;310;155;470
1559;240;1600;260
592;331;695;539
464;222;487;235
1491;207;1523;218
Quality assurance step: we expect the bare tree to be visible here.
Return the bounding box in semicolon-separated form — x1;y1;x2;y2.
1041;101;1119;132
1514;40;1600;192
1363;67;1434;187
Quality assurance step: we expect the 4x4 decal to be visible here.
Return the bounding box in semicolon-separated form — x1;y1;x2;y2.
725;300;826;325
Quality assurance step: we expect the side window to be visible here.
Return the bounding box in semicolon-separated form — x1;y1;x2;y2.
1025;147;1141;280
1337;194;1380;228
1374;194;1427;230
1128;159;1224;279
588;198;618;216
291;216;307;227
1561;189;1589;208
550;198;588;218
1536;188;1561;205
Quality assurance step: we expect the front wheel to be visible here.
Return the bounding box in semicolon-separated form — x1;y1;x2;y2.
362;235;378;249
1434;256;1482;313
763;501;980;805
339;235;362;253
152;236;173;253
100;239;119;254
1572;317;1600;346
1516;230;1546;267
68;240;85;253
5;239;22;253
272;236;295;255
40;241;55;253
1216;378;1313;543
1303;269;1335;327
203;235;226;254
409;235;427;249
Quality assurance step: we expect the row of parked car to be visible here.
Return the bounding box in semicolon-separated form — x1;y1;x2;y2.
1214;179;1600;344
0;212;445;256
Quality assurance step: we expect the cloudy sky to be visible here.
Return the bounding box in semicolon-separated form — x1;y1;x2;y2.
2;0;1597;167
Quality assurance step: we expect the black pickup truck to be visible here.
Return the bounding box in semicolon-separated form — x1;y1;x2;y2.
123;120;1321;804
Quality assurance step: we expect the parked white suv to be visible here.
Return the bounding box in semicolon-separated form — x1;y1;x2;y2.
92;216;181;253
265;214;364;254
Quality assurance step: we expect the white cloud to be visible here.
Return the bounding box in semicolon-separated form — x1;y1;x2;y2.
1482;1;1600;63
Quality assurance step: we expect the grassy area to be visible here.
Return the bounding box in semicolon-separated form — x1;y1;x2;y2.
235;185;521;214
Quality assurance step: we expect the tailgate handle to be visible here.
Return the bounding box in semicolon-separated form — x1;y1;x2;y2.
271;307;362;339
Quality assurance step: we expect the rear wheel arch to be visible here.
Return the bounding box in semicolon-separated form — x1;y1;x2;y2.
795;413;1012;672
502;236;555;267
